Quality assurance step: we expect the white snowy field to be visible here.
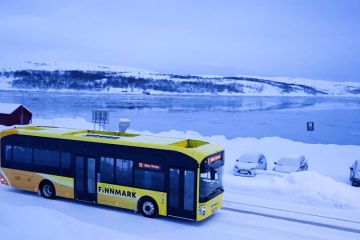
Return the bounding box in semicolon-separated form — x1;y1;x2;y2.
1;117;360;239
1;184;359;240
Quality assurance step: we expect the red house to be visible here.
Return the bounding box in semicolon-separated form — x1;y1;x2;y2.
0;103;32;126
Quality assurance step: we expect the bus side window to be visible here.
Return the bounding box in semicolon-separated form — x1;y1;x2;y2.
5;145;13;161
13;146;32;164
34;149;60;167
115;159;133;186
134;170;164;191
100;157;114;183
61;152;71;169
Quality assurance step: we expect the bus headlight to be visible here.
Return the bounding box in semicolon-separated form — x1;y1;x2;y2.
199;205;206;215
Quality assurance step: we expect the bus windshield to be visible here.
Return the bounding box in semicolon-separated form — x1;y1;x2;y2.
200;166;223;202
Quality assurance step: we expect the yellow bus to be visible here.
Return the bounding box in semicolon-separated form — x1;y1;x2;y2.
0;126;224;221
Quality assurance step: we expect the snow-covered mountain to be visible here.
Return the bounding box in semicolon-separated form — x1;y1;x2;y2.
1;60;360;96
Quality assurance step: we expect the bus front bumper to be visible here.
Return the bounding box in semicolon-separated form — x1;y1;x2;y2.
196;192;224;221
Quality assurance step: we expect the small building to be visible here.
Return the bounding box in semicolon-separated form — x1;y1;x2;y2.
0;103;32;126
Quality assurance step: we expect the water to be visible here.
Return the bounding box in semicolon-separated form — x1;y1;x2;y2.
1;90;360;145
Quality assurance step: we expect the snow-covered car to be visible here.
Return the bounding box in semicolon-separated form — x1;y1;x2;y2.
350;160;360;187
273;155;308;173
233;153;267;177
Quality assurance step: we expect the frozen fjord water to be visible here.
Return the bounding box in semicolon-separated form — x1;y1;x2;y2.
1;90;360;145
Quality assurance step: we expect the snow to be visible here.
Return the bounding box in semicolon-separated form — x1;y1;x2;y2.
0;59;154;74
277;156;304;167
237;153;262;163
0;201;137;240
226;171;360;208
33;117;96;129
242;75;360;96
1;117;360;239
1;188;359;240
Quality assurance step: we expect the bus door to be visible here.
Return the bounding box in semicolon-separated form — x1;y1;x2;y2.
75;155;98;203
168;168;196;219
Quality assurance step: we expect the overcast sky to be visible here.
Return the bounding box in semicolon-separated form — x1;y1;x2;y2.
0;0;359;81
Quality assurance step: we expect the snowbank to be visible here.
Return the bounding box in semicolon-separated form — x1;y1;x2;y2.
33;117;95;129
225;171;360;209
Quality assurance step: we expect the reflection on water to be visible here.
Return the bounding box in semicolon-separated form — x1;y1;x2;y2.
1;90;360;145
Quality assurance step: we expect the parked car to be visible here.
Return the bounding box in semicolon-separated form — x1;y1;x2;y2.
273;155;308;173
350;160;360;187
233;153;267;177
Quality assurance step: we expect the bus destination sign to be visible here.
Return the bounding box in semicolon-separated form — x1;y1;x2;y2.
208;154;222;164
138;162;161;170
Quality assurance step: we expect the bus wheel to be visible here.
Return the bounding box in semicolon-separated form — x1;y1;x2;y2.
40;181;56;199
139;198;158;218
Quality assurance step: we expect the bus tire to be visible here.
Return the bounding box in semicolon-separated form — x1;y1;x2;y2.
40;180;56;199
139;197;158;218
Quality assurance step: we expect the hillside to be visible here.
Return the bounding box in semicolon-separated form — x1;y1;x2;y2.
1;60;360;96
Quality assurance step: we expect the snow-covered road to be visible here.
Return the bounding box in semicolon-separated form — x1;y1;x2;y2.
0;185;359;240
222;202;360;234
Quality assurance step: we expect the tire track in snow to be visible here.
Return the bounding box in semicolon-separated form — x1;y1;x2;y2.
223;200;360;224
222;205;360;234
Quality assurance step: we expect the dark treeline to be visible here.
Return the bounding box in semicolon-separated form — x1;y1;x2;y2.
0;70;335;95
